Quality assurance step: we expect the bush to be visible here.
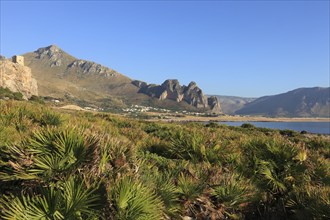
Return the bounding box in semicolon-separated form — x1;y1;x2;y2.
0;87;23;100
28;95;45;104
39;111;62;126
280;129;298;137
241;123;256;129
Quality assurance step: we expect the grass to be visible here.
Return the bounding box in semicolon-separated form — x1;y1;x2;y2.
0;100;329;219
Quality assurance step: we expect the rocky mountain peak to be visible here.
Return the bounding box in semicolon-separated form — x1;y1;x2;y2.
208;96;222;113
132;79;222;113
35;45;61;56
187;81;197;88
161;79;181;92
35;45;65;67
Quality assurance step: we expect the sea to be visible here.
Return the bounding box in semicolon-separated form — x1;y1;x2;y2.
217;121;330;135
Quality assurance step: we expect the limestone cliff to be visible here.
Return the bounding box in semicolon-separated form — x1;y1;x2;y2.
0;59;38;99
132;79;222;113
68;60;118;77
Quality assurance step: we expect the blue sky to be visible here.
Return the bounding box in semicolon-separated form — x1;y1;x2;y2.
1;1;329;97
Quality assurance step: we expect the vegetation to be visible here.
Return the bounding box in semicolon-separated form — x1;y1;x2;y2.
0;87;23;100
0;100;329;219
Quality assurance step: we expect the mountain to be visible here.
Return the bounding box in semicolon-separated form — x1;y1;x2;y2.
133;80;221;113
0;56;38;99
236;87;330;117
209;95;256;114
23;45;135;103
21;45;221;112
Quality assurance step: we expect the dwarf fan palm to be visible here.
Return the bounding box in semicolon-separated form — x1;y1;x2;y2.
0;128;99;182
108;176;164;220
0;177;102;220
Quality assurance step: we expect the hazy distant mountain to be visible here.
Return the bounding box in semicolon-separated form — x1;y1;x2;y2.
236;87;330;117
21;45;221;112
209;95;256;114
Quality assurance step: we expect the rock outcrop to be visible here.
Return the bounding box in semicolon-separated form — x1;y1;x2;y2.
68;60;117;77
207;96;222;113
132;79;222;113
31;45;119;79
0;59;38;99
35;45;65;67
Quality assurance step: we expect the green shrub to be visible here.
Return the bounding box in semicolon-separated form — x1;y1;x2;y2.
241;123;256;129
40;111;62;126
28;95;45;104
0;87;23;100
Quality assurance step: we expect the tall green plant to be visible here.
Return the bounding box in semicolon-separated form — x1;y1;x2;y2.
1;177;102;220
108;177;164;220
0;128;99;181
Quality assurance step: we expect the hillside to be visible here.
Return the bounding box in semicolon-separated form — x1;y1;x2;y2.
21;45;221;113
0;100;329;219
236;87;330;117
209;95;256;115
22;45;138;106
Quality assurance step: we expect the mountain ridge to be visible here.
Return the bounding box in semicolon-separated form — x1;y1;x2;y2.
133;79;221;113
20;45;221;113
236;87;330;117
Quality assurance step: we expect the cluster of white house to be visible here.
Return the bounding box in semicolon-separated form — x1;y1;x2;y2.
123;105;171;113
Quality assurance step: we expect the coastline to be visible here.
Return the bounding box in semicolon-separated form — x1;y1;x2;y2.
147;114;330;123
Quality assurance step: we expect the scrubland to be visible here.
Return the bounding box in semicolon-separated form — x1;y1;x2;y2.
0;100;329;219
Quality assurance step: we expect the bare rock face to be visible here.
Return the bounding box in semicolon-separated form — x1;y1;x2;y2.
0;59;38;99
208;96;222;113
160;80;184;102
31;45;123;80
68;60;117;77
183;81;208;108
35;45;64;67
132;80;147;88
132;79;222;113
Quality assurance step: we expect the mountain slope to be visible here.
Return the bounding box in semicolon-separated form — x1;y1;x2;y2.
21;45;221;112
236;87;330;117
209;95;256;114
23;45;136;99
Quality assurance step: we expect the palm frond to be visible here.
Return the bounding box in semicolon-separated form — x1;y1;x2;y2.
110;177;164;220
0;177;102;220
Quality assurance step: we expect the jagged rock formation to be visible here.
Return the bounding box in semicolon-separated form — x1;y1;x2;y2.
68;60;117;77
21;45;221;113
209;95;256;115
35;45;65;67
0;59;38;99
236;87;330;117
207;96;222;113
22;45;134;100
25;45;125;79
132;79;222;113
